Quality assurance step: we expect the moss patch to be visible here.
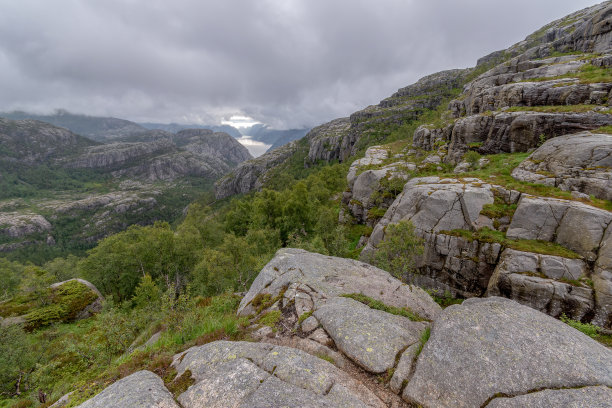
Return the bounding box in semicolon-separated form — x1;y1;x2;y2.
442;227;582;259
258;310;282;327
560;314;612;347
341;293;425;322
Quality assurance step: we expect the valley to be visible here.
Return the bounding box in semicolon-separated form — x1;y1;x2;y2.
1;1;612;408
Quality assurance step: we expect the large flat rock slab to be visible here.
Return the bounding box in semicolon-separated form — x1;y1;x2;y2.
314;296;427;374
238;248;441;321
403;297;612;408
75;371;179;408
172;340;385;408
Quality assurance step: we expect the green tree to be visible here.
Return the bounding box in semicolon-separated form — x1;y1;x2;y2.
79;222;198;301
0;258;25;301
367;220;424;280
0;325;37;395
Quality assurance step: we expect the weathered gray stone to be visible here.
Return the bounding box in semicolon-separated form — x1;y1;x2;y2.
214;141;298;199
314;297;427;374
389;343;419;394
301;315;319;332
238;248;441;322
487;385;612;408
74;371;179;408
507;195;612;261
172;340;385;408
238;376;332;408
594;225;612;328
446;111;612;163
173;341;274;379
365;177;494;240
512;133;612;200
177;358;268;408
403;297;612;408
487;249;594;321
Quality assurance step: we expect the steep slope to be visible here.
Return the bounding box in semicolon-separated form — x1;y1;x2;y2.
343;1;612;328
216;1;612;327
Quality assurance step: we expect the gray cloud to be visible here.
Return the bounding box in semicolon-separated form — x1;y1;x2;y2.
0;0;603;128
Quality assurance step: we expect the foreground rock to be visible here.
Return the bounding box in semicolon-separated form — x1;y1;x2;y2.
314;297;428;373
512;132;612;200
403;297;612;408
238;248;441;321
487;386;612;408
75;371;179;408
172;340;384;408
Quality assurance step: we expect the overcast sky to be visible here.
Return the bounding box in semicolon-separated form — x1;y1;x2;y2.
0;0;604;129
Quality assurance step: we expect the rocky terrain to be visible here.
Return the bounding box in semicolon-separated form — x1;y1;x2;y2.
71;249;612;408
214;1;612;329
333;2;612;330
0;119;251;258
215;140;300;199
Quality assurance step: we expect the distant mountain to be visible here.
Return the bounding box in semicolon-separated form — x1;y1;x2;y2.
241;124;310;150
0;118;252;260
140;122;242;139
1;110;146;142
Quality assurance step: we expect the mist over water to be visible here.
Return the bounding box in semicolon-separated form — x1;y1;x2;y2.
236;135;271;157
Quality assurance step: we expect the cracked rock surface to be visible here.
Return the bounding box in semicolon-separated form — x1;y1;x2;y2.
403;297;612;408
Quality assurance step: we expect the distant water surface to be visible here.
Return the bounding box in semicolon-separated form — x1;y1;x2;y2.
237;135;271;157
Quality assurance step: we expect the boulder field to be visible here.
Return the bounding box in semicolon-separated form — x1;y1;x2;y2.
73;249;612;407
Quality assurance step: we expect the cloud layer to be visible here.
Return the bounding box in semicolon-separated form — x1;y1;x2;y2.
0;0;602;128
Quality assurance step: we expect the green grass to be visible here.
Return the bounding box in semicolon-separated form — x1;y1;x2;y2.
520;63;612;85
425;289;464;308
298;311;313;325
258;310;282;328
594;125;612;135
443;227;582;259
415;327;431;358
505;104;611;114
341;293;425;322
436;152;612;212
560;314;612;347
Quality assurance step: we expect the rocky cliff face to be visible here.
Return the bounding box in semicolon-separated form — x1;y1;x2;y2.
68;130;251;182
339;1;612;329
215;140;300;199
305;69;472;166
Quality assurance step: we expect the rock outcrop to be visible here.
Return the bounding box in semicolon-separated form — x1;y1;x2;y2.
359;176;612;327
512;132;612;200
74;371;179;408
77;256;612;408
305;69;472;166
403;297;612;408
69;131;251;181
172;341;384;408
214;141;299;199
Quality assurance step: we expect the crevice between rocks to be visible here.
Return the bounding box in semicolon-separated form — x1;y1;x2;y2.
480;383;610;408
